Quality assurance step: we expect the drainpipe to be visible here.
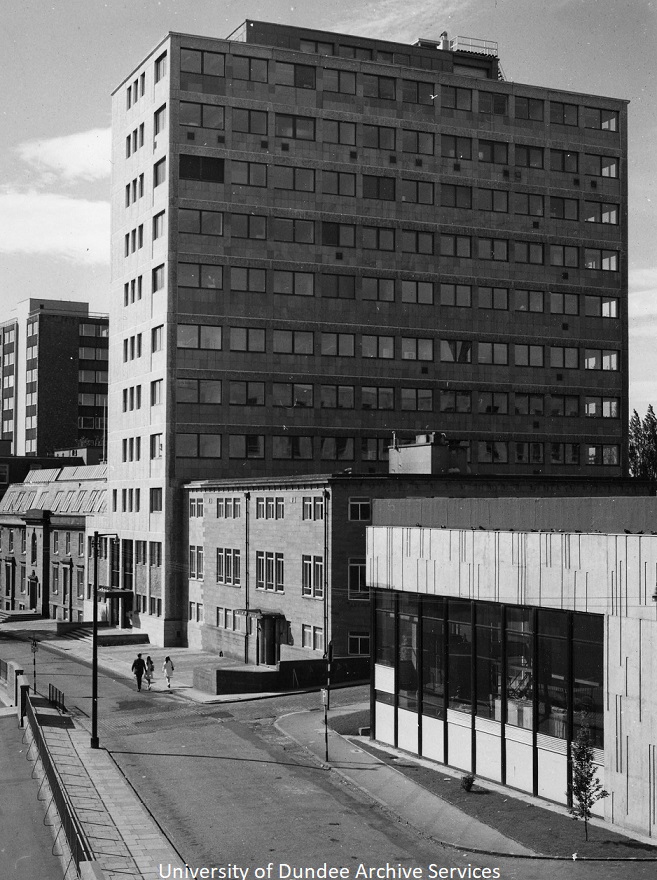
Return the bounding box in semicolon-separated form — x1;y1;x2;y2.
244;491;250;664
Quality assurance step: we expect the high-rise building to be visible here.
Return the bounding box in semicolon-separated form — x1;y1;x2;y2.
0;299;109;456
109;21;627;644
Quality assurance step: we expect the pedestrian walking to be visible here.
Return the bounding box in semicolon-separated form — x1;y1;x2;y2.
162;656;175;688
144;655;155;690
131;653;146;691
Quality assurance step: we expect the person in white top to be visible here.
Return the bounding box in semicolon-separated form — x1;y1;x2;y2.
162;656;175;688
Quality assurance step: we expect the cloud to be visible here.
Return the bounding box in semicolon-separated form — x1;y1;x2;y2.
16;128;111;183
328;0;473;42
0;191;109;264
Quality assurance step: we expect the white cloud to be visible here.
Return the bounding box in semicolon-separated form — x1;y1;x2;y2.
329;0;473;42
0;191;109;264
16;128;111;183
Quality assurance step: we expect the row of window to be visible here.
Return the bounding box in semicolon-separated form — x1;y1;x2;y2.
176;227;619;269
173;152;619;192
0;529;84;557
177;101;619;158
176;323;620;370
174;47;619;133
178;379;620;418
174;434;621;467
177;264;620;315
477;442;619;466
175;433;388;462
110;487;162;514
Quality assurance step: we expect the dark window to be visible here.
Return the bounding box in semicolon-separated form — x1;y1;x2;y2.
179;155;224;182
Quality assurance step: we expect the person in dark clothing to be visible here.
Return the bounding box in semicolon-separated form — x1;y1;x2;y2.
131;653;146;691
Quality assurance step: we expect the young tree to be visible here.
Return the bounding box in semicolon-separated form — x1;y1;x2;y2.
628;409;644;477
628;405;657;479
642;405;657;480
568;715;608;840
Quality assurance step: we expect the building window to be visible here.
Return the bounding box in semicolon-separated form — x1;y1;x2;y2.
321;333;354;357
323;119;356;144
276;62;316;89
550;197;578;221
479;91;507;115
320;385;354;409
155;52;167;82
348;559;368;599
362;175;396;201
362;74;396;100
272;436;313;460
402;280;434;305
514;193;544;216
274;271;314;297
515;394;545;416
231;267;266;293
584;107;618;131
478;342;508;365
439;390;471;413
442;85;472;111
322;222;355;247
550;346;579;369
441;135;472;160
402;79;434;105
478;140;508;164
233;56;268;82
274;113;315;140
550;149;578;173
228;435;264;459
477;237;508;261
362;335;394;360
401;230;434;254
154;158;166;187
401;337;433;361
583;201;618;225
363;124;396;150
150;488;163;512
479;392;508;414
515;344;544;367
515;145;543;168
323;69;356;94
584;248;619;271
362;277;394;302
271;165;314;192
402;129;434;155
348;631;370;655
440;234;471;258
584;349;619;371
550;101;578;126
478;441;508;464
272;329;313;355
321;275;355;299
550;245;579;268
515;242;544;264
440;340;472;364
349;498;371;521
477;188;507;212
515;96;544;120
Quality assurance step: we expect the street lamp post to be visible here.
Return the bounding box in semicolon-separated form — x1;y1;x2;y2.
91;531;118;750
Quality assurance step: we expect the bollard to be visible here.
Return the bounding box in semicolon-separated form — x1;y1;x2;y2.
17;676;30;728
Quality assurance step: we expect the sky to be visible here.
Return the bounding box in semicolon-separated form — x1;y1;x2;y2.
0;0;655;412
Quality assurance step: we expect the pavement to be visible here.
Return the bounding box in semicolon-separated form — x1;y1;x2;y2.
1;619;656;878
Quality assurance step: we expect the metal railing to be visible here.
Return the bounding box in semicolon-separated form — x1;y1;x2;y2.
48;683;66;713
25;696;92;872
450;35;499;56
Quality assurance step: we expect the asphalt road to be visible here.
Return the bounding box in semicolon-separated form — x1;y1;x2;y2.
2;632;656;880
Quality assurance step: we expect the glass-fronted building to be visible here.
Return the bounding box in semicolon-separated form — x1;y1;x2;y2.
368;495;657;838
373;592;603;802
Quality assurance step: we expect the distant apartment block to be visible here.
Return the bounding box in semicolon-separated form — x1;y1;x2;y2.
0;299;109;456
108;21;627;644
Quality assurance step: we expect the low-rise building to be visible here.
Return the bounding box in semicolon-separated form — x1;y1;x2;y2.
0;465;107;620
367;495;657;838
184;445;653;690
